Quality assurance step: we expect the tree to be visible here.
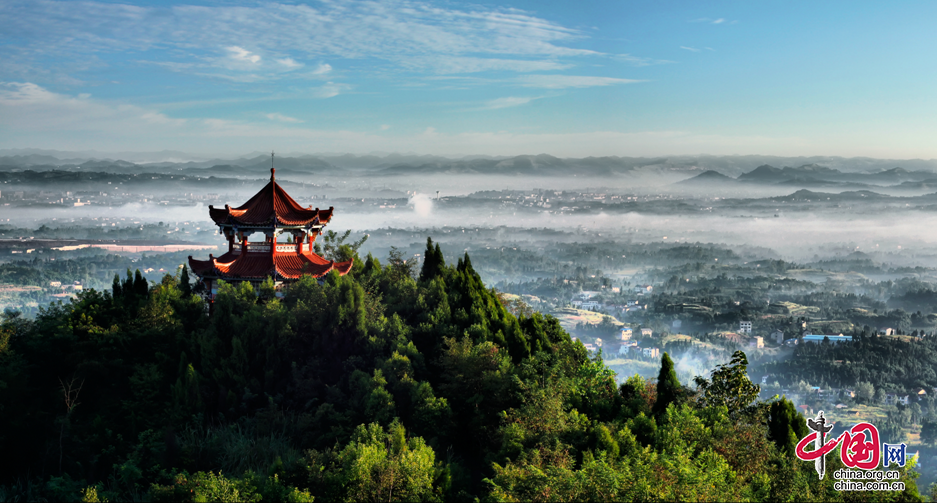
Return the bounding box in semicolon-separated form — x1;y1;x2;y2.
768;398;809;454
387;247;416;282
133;269;148;297
921;417;937;446
855;381;875;404
419;237;444;282
316;229;368;262
694;351;760;415
653;352;681;416
179;265;191;296
112;273;122;298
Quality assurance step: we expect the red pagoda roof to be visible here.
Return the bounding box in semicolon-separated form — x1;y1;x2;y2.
189;250;353;280
209;168;333;226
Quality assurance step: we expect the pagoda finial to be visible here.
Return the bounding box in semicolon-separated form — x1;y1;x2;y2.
271;150;275;180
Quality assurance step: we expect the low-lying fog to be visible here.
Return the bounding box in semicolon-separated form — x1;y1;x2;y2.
4;151;937;268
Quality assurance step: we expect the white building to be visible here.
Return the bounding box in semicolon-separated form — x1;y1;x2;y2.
739;320;752;334
581;301;600;311
641;328;653;337
642;347;660;358
771;329;784;344
620;328;633;340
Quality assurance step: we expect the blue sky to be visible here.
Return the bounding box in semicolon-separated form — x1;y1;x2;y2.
1;0;935;158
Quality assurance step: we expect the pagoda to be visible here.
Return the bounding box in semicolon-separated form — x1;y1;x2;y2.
188;154;353;296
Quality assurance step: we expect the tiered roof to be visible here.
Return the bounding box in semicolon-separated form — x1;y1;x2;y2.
188;249;353;280
208;168;333;227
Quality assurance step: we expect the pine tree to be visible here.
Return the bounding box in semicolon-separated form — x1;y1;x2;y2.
112;273;122;298
179;265;191;296
419;237;446;282
134;269;148;297
768;398;807;454
419;237;436;281
122;269;134;299
653;352;681;416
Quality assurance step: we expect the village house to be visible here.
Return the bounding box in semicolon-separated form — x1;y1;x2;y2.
580;300;600;311
642;347;660;358
620;328;633;340
771;329;784;344
619;341;638;356
739;320;752;334
641;328;653;337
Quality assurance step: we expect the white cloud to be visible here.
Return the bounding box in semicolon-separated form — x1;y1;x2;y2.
690;17;734;25
3;83;928;158
380;124;391;130
266;113;303;123
227;46;261;64
613;54;673;66
483;96;539;109
0;0;620;81
276;58;303;69
517;75;641;89
409;56;571;74
310;83;347;99
680;46;701;52
310;63;332;75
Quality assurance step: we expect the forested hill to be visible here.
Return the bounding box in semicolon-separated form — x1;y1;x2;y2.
0;239;923;501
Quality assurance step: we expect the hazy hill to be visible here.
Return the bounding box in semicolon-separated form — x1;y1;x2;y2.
674;170;737;186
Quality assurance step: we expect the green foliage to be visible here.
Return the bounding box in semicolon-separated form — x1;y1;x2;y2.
149;471;270;502
694;350;761;415
653;352;681;416
768;398;809;455
0;241;924;502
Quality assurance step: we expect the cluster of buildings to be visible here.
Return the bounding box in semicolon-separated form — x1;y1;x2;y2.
569;285;653;314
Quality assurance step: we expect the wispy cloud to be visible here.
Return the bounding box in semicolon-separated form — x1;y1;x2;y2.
680;46;701;52
266;113;303;123
0;82;837;158
0;0;620;83
483;96;541;110
309;83;349;99
227;46;261;64
690;17;735;25
276;58;303;69
517;75;641;89
309;63;332;75
613;54;673;66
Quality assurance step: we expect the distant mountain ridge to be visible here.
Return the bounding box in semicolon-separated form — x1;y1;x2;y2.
3;150;937;179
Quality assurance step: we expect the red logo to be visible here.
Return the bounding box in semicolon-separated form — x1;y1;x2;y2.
796;422;880;469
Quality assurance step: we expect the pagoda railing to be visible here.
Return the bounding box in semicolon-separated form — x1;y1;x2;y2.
230;243;296;253
230;243;271;253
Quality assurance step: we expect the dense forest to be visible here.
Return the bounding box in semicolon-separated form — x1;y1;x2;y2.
0;239;925;501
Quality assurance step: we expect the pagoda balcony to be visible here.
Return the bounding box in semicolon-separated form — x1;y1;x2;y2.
231;242;300;254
